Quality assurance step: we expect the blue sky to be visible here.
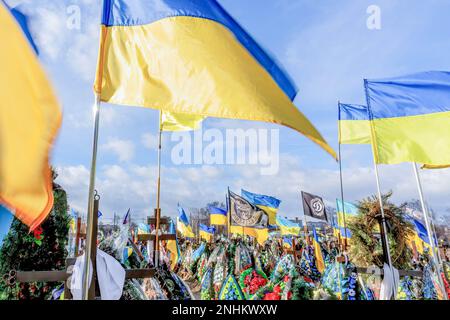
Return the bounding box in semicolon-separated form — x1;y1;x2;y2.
9;0;450;223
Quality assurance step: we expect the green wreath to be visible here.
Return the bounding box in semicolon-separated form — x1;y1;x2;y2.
348;192;414;269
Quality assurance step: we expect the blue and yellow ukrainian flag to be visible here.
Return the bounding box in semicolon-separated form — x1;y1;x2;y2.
242;189;281;225
167;221;180;270
405;216;437;254
199;224;215;242
177;206;195;238
282;236;293;249
336;200;359;240
338;103;371;145
94;0;336;160
312;227;325;274
0;1;62;230
209;206;227;226
276;215;301;236
365;71;450;165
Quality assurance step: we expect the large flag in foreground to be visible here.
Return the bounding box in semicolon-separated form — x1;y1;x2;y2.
94;0;336;159
301;192;328;222
0;2;62;230
338;103;371;145
242;189;281;225
365;71;450;165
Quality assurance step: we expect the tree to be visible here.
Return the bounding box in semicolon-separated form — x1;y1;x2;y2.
0;169;70;300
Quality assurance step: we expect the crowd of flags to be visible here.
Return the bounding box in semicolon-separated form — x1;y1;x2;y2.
0;0;447;296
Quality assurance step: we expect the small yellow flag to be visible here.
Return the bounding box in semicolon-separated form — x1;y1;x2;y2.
161;112;204;132
0;5;61;230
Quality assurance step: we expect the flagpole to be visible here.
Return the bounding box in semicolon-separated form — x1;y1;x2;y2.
227;189;231;239
372;161;393;269
82;94;101;300
365;86;393;271
301;192;310;245
154;110;163;267
337;102;348;251
412;163;448;299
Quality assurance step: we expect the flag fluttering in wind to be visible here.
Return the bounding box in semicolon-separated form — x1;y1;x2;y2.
0;1;62;230
241;189;281;225
338;103;371;145
404;214;436;254
166;221;180;270
276;215;300;236
94;0;336;160
301;192;328;222
335;199;358;239
199;224;215;242
161;112;205;132
312;227;325;274
228;190;269;245
209;206;227;226
177;206;195;238
282;236;293;249
229;190;269;228
365;71;450;165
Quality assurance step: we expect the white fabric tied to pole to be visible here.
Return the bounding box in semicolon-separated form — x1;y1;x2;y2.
70;249;125;300
70;253;93;300
379;263;400;300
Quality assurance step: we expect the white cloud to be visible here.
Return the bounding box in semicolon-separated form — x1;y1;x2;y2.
142;133;159;150
102;139;135;162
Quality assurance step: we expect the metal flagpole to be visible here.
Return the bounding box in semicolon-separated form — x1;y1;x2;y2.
337;102;348;251
82;94;101;300
412;163;448;299
365;86;393;270
372;161;393;269
154;111;163;267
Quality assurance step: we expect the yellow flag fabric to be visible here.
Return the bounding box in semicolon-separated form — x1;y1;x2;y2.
422;164;450;170
230;226;269;245
210;214;227;226
199;230;212;242
162;111;204;132
166;240;179;270
365;73;450;166
176;218;195;238
0;5;61;230
94;2;336;160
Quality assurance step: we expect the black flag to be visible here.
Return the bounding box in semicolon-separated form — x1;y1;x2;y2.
301;191;328;222
229;190;269;228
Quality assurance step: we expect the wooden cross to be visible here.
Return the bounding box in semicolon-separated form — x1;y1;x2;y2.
3;193;156;300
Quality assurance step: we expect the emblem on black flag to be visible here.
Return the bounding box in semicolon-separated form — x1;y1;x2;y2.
229;190;269;228
301;191;327;222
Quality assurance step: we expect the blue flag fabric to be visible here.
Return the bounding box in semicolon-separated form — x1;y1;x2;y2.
0;205;13;244
241;189;281;208
178;206;190;225
365;71;450;165
208;206;227;216
199;224;216;234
